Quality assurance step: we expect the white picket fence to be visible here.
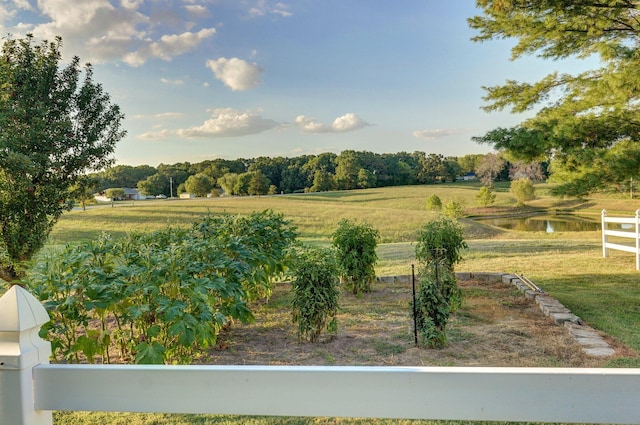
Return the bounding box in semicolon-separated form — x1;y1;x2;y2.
601;209;640;270
2;285;640;425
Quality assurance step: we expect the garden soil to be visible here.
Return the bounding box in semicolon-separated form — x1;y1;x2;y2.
204;278;631;368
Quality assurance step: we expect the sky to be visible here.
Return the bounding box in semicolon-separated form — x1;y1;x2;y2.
0;1;593;167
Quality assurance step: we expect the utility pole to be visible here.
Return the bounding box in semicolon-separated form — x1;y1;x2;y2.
170;176;174;198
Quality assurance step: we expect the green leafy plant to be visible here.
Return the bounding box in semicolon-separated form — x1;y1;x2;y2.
27;211;297;364
426;194;442;211
415;217;467;270
476;186;496;207
442;200;465;218
290;246;340;342
331;219;380;295
413;217;467;347
0;35;125;284
414;270;452;348
510;178;536;205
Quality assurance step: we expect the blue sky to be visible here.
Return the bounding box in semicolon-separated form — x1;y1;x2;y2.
1;1;590;167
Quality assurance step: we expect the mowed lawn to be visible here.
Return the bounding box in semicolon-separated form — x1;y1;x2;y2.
46;183;640;359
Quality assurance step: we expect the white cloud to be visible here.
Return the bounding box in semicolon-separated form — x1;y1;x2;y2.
138;128;175;140
160;77;185;86
295;113;371;133
10;0;215;66
179;108;279;137
184;4;208;17
248;0;292;18
412;129;460;140
120;0;143;10
124;28;217;66
138;108;280;140
206;57;263;91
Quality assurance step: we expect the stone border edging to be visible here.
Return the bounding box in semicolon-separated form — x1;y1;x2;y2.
455;272;616;358
376;272;616;357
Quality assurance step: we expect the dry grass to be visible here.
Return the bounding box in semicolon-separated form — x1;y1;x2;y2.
203;278;613;369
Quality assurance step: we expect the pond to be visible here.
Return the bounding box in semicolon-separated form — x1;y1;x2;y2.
475;214;602;233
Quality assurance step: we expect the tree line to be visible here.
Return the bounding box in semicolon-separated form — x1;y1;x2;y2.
86;151;547;198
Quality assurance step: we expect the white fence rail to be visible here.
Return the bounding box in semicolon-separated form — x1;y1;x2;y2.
602;209;640;270
3;285;640;425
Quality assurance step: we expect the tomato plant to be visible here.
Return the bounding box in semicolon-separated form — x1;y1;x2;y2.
331;219;379;295
289;246;340;342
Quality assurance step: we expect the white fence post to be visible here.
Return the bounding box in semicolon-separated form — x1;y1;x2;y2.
636;209;640;270
602;209;608;258
0;285;53;425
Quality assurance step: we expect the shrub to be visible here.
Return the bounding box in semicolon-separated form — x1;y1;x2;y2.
331;219;380;295
476;186;496;207
27;211;297;364
442;200;465;218
510;178;536;205
426;194;442;211
290;246;340;342
413;217;467;347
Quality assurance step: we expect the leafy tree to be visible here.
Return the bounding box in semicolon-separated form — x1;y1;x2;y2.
248;156;287;191
381;154;415;186
416;153;446;184
96;164;156;190
442;200;465;219
184;173;214;197
357;168;376;189
303;152;337;176
290;246;340;343
105;188;125;200
218;173;239;196
469;1;640;196
248;171;271;196
458;154;484;175
510;178;536;205
156;163;190;191
443;156;462;182
476;186;496;207
426;194;442;211
331;219;379;295
334;150;361;190
309;169;335;192
138;173;170;197
234;172;253;196
69;175;100;211
281;161;312;193
0;35;125;282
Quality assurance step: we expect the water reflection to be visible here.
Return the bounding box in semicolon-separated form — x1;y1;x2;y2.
475;215;601;233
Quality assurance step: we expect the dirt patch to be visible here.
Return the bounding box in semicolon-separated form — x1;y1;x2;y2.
203;278;616;368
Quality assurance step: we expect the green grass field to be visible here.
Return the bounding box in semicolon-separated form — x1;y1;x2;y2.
45;182;640;424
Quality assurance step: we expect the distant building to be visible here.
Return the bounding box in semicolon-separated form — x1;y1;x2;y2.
462;171;478;181
94;188;144;202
